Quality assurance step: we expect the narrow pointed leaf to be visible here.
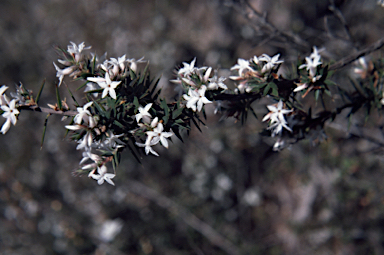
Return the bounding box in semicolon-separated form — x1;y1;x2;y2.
35;79;46;104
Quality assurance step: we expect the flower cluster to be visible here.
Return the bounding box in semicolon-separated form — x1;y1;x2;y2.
172;58;227;112
294;46;324;97
229;53;283;93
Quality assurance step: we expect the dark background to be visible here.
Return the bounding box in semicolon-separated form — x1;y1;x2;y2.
1;0;384;254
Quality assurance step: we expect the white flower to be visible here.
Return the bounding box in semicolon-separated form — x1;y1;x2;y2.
89;165;115;186
103;131;125;149
178;58;197;77
208;73;227;90
127;57;146;73
87;72;121;99
299;47;322;77
0;85;8;106
53;62;75;86
136;135;160;156
74;101;93;124
268;120;292;137
67;41;91;62
259;54;283;73
108;55;127;76
1;99;19;134
262;100;292;124
230;58;252;76
146;122;173;148
80;151;101;165
135;103;153;123
183;85;212;112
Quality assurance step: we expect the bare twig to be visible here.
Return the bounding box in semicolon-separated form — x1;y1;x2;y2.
328;0;356;48
125;179;241;255
329;36;384;71
20;105;77;116
229;0;310;50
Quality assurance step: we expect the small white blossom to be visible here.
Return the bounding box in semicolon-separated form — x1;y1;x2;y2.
262;100;292;124
262;100;293;136
103;131;125;149
1;99;19;134
178;58;197;77
0;85;8;106
230;58;252;76
127;57;146;73
259;54;283;73
208;73;227;90
136;135;160;156
67;41;91;62
53;62;75;86
80;151;101;165
183;85;212;112
135;103;153;123
89;165;115;186
146;122;173;148
108;55;127;76
299;46;322;77
87;72;121;99
74;101;93;124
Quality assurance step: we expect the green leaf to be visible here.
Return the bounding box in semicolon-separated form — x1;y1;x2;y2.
263;84;271;96
172;105;184;119
65;83;79;107
35;79;45;104
133;96;139;109
56;85;62;110
139;64;149;84
92;100;106;116
113;120;125;129
40;114;50;149
161;99;170;125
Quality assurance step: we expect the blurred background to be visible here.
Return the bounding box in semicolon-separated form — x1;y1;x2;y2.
1;0;384;254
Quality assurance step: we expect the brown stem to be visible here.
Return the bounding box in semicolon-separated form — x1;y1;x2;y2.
329;36;384;71
20;105;77;116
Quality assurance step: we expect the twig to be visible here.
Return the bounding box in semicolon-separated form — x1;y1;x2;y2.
328;0;356;48
20;105;77;116
125;179;241;255
329;36;384;71
229;0;310;50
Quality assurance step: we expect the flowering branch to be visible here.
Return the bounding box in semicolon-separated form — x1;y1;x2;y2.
1;30;384;185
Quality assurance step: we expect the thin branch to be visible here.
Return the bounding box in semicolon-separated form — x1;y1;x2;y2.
229;0;309;50
328;0;356;48
329;36;384;71
20;105;77;116
125;179;241;255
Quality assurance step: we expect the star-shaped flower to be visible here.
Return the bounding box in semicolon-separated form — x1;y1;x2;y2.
87;72;121;99
146;122;173;148
74;101;93;124
1;99;19;134
178;58;197;77
67;41;91;62
53;62;75;86
230;58;253;76
262;100;292;125
183;85;212;112
299;47;322;77
89;165;115;186
259;54;284;73
135;103;153;123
